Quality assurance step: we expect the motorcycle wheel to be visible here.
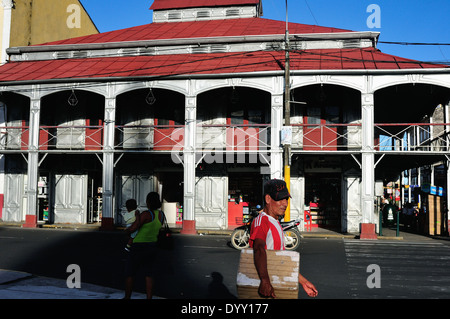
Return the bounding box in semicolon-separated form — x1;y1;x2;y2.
230;229;250;250
284;228;301;250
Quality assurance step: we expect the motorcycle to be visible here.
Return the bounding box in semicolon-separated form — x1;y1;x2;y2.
230;209;302;250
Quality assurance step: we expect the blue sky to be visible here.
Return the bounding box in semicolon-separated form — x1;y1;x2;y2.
80;0;450;65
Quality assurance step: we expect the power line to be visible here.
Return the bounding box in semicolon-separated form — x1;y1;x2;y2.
379;41;450;46
289;49;450;67
304;0;318;25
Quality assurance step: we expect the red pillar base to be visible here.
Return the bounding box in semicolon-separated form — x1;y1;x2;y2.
360;223;378;240
22;215;38;228
180;220;197;235
100;217;115;231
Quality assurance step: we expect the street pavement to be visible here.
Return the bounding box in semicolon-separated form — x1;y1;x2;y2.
0;223;449;300
0;269;147;299
344;239;450;298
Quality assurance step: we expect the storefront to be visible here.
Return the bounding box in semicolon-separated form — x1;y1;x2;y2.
305;173;341;229
227;172;264;229
411;183;447;235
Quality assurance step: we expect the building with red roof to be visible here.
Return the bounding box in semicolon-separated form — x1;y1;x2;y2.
0;0;448;236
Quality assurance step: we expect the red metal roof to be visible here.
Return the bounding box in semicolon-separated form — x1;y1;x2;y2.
0;49;446;83
150;0;261;10
40;18;352;46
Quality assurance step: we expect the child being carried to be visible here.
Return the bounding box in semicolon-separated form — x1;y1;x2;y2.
122;199;140;252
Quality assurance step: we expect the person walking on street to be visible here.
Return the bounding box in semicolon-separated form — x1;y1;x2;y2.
250;179;318;298
124;192;165;299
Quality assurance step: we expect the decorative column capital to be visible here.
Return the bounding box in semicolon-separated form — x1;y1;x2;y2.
361;93;374;107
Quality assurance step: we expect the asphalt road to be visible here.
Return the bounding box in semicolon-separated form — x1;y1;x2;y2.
0;226;242;299
1;226;450;299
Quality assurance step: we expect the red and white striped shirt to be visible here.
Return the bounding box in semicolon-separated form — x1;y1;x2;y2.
249;212;285;250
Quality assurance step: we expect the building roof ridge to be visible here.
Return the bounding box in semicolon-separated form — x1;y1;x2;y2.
149;0;261;11
24;17;355;49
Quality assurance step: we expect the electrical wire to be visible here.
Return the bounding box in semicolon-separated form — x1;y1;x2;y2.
304;0;319;26
379;41;450;46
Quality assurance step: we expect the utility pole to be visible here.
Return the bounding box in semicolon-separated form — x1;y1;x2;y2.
284;0;291;221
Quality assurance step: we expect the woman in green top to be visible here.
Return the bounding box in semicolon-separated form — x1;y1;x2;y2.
124;192;165;299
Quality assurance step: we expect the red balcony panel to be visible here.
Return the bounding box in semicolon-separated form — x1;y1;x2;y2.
153;124;184;151
85;119;103;150
226;126;261;151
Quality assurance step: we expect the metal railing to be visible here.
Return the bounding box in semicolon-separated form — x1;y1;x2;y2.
374;123;450;152
115;124;185;150
1;122;449;154
0;125;29;150
0;125;104;150
196;124;271;152
291;123;362;150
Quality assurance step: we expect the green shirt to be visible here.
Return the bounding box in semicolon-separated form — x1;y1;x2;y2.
133;210;162;243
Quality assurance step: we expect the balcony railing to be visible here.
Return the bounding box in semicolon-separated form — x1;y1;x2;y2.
291;123;362;150
0;125;104;150
42;125;104;150
374;123;450;152
115;125;185;150
1;122;449;154
0;125;30;150
196;124;271;151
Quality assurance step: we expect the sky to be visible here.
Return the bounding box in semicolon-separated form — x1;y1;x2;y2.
79;0;450;65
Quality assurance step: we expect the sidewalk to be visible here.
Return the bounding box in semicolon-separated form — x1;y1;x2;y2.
0;269;149;299
301;225;450;242
3;220;448;241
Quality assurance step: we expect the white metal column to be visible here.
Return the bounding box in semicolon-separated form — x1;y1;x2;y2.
182;95;197;234
271;93;284;180
361;93;375;224
24;93;41;227
101;91;116;230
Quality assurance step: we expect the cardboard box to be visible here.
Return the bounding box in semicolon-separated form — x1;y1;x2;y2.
236;248;299;299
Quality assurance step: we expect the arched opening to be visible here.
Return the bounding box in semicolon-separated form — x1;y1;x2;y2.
374;83;450;174
0;92;30;150
0;92;30;222
289;84;362;231
116;88;185;150
41;90;105;150
291;84;362;150
375;84;450;124
39;90;105;224
196;86;271;229
375;83;450;235
115;88;185;227
197;86;271;152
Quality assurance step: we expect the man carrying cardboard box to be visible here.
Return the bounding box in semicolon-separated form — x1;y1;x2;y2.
250;179;318;298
